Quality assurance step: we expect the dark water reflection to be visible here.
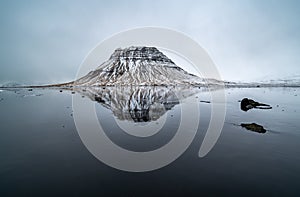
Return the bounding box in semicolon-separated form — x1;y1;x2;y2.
0;87;300;196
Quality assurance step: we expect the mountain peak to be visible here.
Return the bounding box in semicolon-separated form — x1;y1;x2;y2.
109;46;174;64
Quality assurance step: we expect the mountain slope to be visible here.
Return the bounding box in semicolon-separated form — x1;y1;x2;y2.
74;46;208;86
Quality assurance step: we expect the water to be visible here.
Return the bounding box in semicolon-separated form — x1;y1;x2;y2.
0;87;299;196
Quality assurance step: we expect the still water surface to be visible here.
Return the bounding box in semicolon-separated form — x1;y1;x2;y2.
0;87;299;196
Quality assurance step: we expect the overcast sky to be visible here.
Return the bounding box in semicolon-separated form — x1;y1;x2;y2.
0;0;300;84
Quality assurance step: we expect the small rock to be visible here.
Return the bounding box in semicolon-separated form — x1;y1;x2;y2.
240;98;271;111
241;123;266;133
200;100;211;103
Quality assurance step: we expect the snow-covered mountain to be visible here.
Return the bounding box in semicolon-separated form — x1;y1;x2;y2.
74;46;210;86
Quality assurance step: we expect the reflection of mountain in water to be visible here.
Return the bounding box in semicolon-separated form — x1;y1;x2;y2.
75;86;202;122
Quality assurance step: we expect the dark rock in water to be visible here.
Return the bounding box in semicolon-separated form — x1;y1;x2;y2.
28;89;33;91
240;98;272;111
71;92;75;94
59;90;63;92
200;100;211;103
241;123;266;133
